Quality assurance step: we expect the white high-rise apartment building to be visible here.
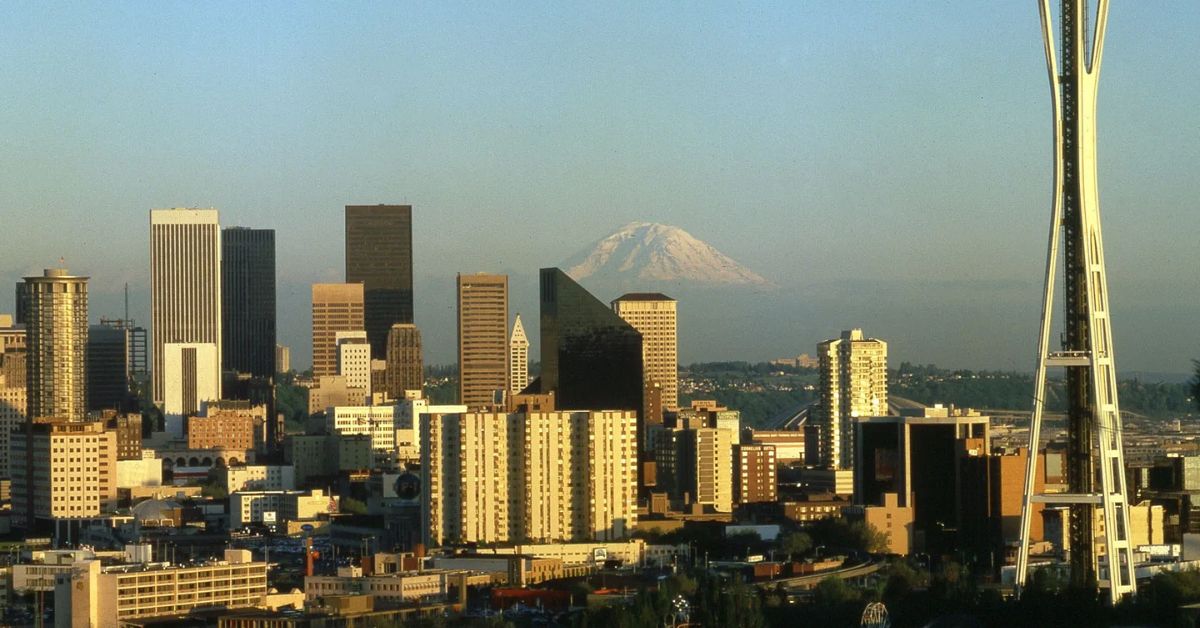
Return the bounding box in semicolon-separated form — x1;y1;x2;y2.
335;331;372;397
508;315;529;394
817;328;887;470
150;208;222;405
421;410;637;547
612;294;678;411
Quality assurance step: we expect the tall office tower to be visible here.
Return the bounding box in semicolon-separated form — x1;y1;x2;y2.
311;283;365;377
816;329;887;470
87;321;131;412
150;208;222;405
508;314;529;395
275;344;290;374
345;205;413;357
11;419;116;528
612;293;678;412
386;323;423;399
538;268;643;413
421;409;637;546
221;227;276;379
20;268;89;422
162;342;221;436
0;351;27;479
456;273;508;408
335;331;372;397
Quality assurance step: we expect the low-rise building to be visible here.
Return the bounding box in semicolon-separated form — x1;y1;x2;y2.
304;567;474;604
218;465;296;493
54;549;268;626
231;489;337;528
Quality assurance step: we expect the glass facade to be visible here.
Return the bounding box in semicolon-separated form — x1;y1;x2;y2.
345;205;413;358
539;268;643;413
221;227;277;379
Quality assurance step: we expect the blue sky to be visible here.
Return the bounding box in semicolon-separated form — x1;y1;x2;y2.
1;2;1197;373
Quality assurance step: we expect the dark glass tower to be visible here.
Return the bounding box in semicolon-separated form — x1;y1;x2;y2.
87;322;130;411
221;227;276;378
539;268;643;413
345;205;413;358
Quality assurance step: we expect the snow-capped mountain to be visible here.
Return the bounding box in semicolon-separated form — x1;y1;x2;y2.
562;222;770;286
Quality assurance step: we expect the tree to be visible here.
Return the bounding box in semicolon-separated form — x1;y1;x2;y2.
779;531;813;560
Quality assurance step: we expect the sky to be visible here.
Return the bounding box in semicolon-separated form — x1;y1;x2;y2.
0;2;1197;374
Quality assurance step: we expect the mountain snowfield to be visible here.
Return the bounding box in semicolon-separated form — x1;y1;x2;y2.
561;222;771;287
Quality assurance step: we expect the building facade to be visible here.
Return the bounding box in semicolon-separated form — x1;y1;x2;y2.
345;205;413;357
55;550;268;626
86;321;131;412
11;419;116;528
221;227;276;379
508;314;529;395
162;342;220;437
335;331;372;397
736;444;778;504
817;329;887;470
385;323;423;400
457;273;508;408
0;350;27;478
421;410;637;546
612;293;678;412
21;268;89;421
327;405;399;467
538;268;643;425
150;208;222;405
311;283;365;377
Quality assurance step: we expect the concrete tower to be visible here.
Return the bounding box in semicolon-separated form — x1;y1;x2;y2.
150;208;222;405
21;268;89;421
456;273;508;408
1016;0;1136;602
311;283;365;377
816;329;887;471
612;293;678;412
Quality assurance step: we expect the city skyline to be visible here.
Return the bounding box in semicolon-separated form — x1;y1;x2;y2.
1;4;1198;375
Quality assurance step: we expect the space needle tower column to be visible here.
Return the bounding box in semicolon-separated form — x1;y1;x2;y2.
1014;0;1137;603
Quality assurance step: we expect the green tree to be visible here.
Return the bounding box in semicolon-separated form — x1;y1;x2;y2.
779;531;813;560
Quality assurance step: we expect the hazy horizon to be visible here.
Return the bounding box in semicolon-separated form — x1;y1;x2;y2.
2;3;1197;375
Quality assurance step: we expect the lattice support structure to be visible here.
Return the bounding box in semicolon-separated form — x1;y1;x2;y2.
1014;0;1136;604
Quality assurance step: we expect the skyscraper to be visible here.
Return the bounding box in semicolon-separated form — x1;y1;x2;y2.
221;227;276;379
508;314;529;394
345;205;413;357
311;283;365;377
87;320;131;412
150;208;222;405
21;268;89;421
538;268;643;414
612;293;678;411
817;329;887;470
386;323;423;399
456;273;508;408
